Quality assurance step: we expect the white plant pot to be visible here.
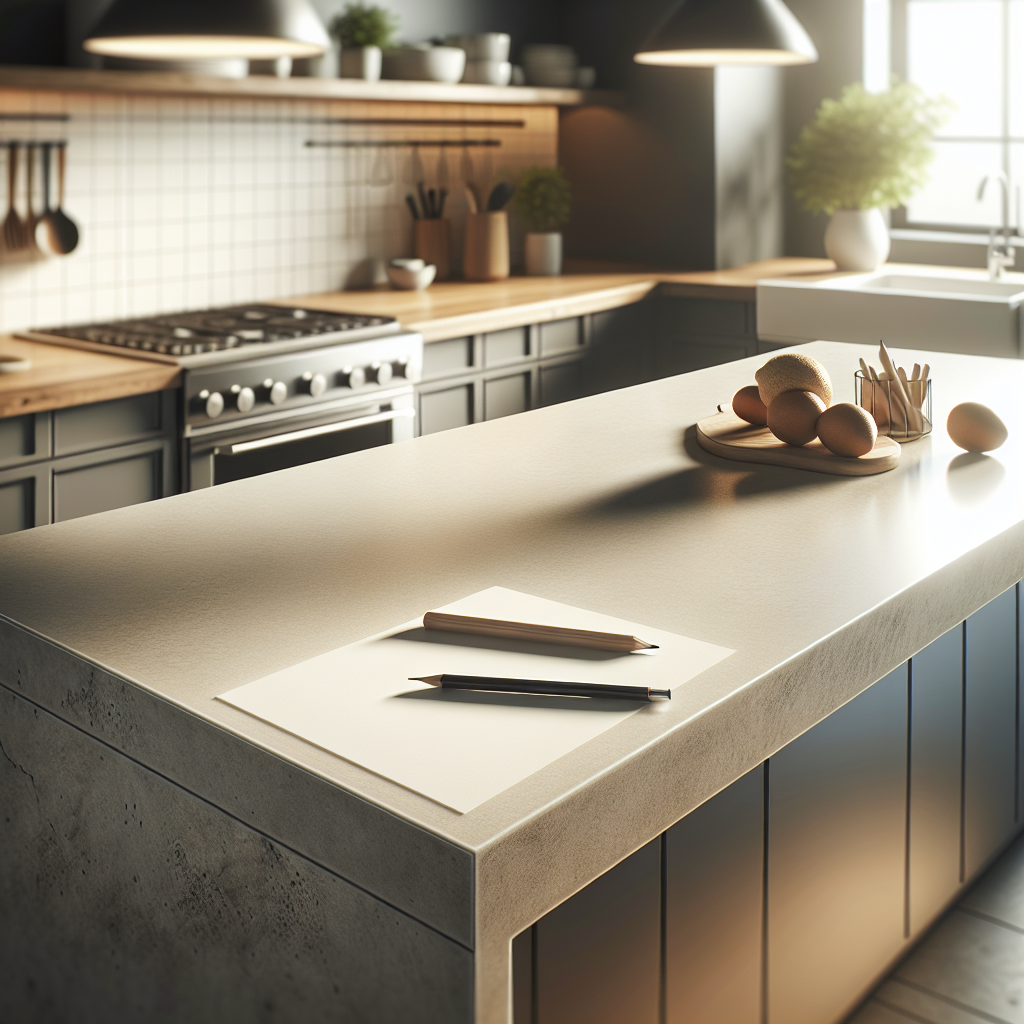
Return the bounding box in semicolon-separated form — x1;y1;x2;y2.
525;232;563;276
824;208;891;272
339;45;382;81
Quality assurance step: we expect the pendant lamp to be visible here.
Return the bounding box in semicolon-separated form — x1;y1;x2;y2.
84;0;330;61
635;0;818;67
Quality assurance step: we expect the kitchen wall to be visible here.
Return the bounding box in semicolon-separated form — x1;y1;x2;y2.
0;91;555;333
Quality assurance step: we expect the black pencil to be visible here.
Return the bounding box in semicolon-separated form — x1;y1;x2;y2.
409;674;671;702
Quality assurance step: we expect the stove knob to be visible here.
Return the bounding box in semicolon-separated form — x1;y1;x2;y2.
367;361;393;386
199;389;224;419
264;379;288;405
391;358;418;382
339;366;366;389
300;371;328;398
230;384;255;413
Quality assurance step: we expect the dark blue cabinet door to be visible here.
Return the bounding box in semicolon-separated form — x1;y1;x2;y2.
964;587;1018;879
767;666;908;1024
665;765;764;1024
908;625;965;934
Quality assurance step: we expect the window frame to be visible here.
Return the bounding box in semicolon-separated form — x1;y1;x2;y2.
889;0;1016;234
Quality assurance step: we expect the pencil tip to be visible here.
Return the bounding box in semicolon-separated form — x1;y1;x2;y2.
647;644;660;649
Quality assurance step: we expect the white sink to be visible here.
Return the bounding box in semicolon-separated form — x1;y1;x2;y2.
757;266;1024;358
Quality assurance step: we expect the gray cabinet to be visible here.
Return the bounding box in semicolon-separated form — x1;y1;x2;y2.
766;666;908;1024
908;625;965;933
655;295;758;378
0;390;178;534
665;766;764;1024
964;587;1019;878
534;838;661;1024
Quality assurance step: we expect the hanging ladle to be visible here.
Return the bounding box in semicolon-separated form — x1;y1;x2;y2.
35;142;79;256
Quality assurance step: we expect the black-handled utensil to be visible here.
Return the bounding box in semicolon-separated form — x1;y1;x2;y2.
405;194;420;220
486;181;514;212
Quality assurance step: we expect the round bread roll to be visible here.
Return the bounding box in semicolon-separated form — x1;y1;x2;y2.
755;353;833;409
767;390;826;446
947;402;1008;452
732;385;768;425
817;402;878;457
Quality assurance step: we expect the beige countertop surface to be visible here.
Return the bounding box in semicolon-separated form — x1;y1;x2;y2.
1;340;1021;1020
0;257;833;418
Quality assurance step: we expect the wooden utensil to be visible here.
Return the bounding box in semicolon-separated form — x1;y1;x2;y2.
2;142;27;251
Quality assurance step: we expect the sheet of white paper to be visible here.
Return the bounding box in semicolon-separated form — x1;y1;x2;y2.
217;587;734;813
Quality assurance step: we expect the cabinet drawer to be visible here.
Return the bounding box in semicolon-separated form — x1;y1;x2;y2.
53;391;171;457
539;318;580;357
419;383;475;436
0;464;48;535
484;327;529;368
422;337;474;380
484;372;530;420
53;442;172;523
0;413;49;469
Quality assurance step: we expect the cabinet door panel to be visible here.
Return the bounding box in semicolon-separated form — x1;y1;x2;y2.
0;413;48;468
53;450;162;523
909;625;965;933
539;359;584;407
484;373;530;420
0;463;48;532
535;839;661;1024
767;666;908;1024
656;337;756;377
659;296;752;338
484;327;529;368
53;392;164;456
419;384;474;436
666;765;763;1024
539;318;580;357
422;337;473;379
964;588;1018;878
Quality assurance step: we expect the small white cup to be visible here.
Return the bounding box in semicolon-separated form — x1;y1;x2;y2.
462;60;512;86
387;263;437;290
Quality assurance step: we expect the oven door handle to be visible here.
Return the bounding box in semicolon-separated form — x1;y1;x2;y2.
224;407;415;455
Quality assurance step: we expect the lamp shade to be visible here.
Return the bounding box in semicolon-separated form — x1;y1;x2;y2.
635;0;818;67
84;0;331;60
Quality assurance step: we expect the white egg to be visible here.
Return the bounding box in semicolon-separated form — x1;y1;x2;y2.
947;402;1008;453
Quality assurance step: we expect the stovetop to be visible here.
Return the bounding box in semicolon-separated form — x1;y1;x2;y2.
20;304;403;367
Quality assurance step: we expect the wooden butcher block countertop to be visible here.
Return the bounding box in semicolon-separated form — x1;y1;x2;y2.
0;258;834;417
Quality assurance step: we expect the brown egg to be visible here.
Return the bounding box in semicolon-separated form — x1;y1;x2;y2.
947;402;1008;452
767;390;827;446
755;352;833;408
817;402;878;457
732;385;768;425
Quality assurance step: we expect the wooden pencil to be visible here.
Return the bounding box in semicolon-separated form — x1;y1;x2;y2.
422;611;658;653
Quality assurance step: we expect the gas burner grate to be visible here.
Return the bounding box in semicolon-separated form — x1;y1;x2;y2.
41;304;396;355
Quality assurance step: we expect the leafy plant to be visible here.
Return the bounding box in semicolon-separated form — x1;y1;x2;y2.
329;4;398;50
513;167;572;233
788;79;953;216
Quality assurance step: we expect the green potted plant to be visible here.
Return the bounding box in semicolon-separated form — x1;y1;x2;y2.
330;3;398;82
513;166;572;276
788;80;952;271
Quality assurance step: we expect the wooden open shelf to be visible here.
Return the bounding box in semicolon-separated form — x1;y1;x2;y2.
0;65;623;108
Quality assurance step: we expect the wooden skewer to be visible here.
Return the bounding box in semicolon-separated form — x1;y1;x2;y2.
878;341;921;433
422;611;658;653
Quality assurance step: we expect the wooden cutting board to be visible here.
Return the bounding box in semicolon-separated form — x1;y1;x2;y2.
695;409;901;476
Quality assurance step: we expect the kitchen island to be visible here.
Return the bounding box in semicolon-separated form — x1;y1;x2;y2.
1;341;1022;1024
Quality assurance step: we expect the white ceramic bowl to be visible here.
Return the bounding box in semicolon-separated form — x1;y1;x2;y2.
462;59;512;86
447;33;511;61
387;263;437;290
389;45;466;83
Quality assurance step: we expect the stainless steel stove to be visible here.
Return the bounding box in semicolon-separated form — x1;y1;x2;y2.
22;303;423;490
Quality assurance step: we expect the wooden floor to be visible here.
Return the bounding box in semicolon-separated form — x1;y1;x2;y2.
848;833;1024;1024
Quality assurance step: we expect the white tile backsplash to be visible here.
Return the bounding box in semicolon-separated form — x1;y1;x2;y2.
0;90;557;333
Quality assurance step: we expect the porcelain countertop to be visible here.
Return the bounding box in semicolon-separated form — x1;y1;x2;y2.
1;340;1021;1021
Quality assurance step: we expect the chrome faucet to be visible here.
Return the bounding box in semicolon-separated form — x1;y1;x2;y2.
977;171;1018;279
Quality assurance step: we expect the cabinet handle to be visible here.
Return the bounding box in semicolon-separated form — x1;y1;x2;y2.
225;408;415;454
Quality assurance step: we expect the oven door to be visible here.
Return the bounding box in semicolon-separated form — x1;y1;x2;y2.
186;391;415;489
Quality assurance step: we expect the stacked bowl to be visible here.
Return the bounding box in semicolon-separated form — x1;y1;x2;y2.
447;33;512;85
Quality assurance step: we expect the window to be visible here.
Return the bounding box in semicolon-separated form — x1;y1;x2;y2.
885;0;1021;232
